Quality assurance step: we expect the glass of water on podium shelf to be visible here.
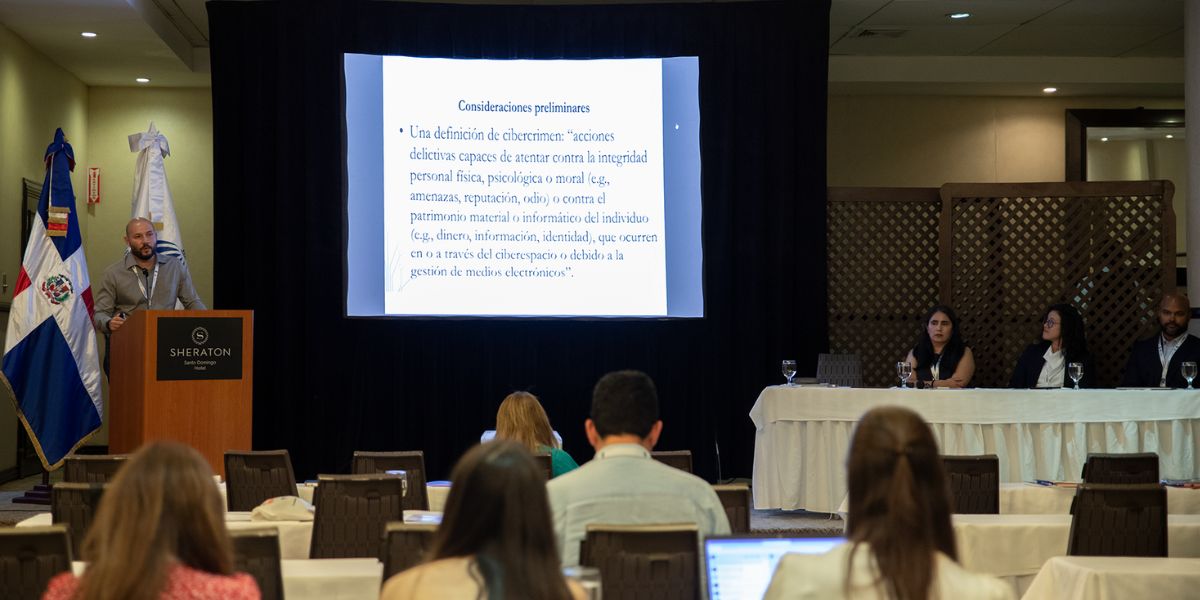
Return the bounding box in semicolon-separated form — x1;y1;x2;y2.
1068;362;1084;390
896;361;912;389
782;360;797;386
1182;362;1198;389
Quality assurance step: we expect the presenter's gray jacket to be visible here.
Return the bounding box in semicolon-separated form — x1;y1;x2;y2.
93;253;206;333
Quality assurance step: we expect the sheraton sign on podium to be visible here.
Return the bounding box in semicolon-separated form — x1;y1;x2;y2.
157;317;242;380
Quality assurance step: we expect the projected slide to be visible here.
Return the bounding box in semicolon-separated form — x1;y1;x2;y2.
345;55;702;317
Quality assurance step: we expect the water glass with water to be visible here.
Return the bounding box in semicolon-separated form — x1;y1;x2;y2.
782;360;797;386
1068;362;1083;390
1183;361;1198;390
896;361;912;389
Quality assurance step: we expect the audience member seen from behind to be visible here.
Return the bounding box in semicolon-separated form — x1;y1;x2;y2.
764;406;1013;600
547;369;731;567
1009;303;1094;388
42;441;259;600
496;391;579;477
904;305;975;388
380;440;585;600
1121;292;1200;388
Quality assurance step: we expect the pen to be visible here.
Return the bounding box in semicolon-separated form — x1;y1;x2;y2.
1033;479;1055;486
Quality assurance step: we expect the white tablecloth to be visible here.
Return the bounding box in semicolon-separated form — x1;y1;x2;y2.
1020;556;1200;600
69;558;381;600
20;512;315;560
218;483;448;511
1001;482;1200;514
751;386;1200;512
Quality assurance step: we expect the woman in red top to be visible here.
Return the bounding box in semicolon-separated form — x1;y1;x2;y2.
43;441;259;600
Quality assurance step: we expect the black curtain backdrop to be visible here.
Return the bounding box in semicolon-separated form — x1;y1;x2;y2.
208;0;830;482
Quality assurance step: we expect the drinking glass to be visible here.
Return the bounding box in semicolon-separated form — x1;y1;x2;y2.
1182;361;1198;390
781;360;797;386
563;566;602;600
1068;362;1083;390
896;361;912;389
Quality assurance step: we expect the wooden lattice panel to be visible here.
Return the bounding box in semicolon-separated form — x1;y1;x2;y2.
828;182;1175;389
943;182;1175;388
827;188;941;387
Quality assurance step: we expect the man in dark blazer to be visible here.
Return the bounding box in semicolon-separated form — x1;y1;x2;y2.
1121;292;1200;388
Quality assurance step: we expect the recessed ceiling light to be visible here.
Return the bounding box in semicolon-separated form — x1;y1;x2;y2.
1166;134;1174;139
1042;87;1058;93
135;77;151;84
80;32;97;38
947;12;971;20
1100;137;1109;142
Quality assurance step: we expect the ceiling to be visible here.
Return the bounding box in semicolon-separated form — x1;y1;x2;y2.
0;0;1187;94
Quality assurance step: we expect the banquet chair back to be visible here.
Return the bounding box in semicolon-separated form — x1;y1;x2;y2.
816;353;862;387
533;452;553;480
50;482;107;555
382;522;438;580
230;527;284;600
712;484;751;533
941;454;999;514
63;454;128;483
0;525;73;600
351;450;429;511
1081;452;1159;484
1067;483;1166;557
310;474;405;559
652;450;694;473
581;523;699;600
224;450;298;511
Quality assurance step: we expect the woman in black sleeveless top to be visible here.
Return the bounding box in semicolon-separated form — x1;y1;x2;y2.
904;305;975;388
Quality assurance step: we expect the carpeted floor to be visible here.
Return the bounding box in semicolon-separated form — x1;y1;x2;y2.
750;509;844;536
0;491;50;526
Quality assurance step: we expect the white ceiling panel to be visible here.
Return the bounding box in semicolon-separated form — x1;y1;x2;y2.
830;0;889;26
832;24;1016;56
860;0;1066;27
1034;0;1184;27
1122;27;1184;57
977;23;1182;57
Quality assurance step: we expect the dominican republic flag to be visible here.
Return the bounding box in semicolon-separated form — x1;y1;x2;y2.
130;121;188;265
1;128;102;470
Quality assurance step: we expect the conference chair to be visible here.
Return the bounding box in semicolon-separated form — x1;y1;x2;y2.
230;527;284;600
652;450;694;473
50;482;107;555
941;454;1000;514
382;522;438;580
310;474;405;559
815;353;862;387
351;450;429;511
224;450;298;512
712;484;752;533
0;525;73;600
1067;483;1166;557
533;452;553;480
1081;452;1159;484
581;523;700;600
62;454;128;483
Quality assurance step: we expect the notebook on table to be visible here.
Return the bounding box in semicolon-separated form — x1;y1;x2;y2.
704;535;843;600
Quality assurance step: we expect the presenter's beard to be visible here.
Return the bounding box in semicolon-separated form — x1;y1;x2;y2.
132;244;155;261
1162;320;1185;338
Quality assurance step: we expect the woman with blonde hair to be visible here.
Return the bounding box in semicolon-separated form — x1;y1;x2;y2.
380;440;584;599
496;391;578;477
42;441;258;600
764;406;1013;600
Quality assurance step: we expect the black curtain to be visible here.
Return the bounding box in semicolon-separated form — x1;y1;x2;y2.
208;0;829;482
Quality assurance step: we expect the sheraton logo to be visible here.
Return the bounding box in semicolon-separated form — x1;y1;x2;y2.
169;326;232;358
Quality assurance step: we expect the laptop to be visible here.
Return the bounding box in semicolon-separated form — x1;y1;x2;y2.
704;535;843;600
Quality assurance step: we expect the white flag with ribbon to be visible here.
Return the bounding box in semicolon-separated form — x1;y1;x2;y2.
129;121;187;265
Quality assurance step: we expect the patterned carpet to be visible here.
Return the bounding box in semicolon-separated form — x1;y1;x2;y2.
750;509;844;536
0;491;49;527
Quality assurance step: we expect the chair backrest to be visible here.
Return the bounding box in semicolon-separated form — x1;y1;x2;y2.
224;450;297;511
0;525;73;600
351;451;429;511
310;474;405;559
62;454;128;484
533;452;553;480
1067;483;1167;557
712;484;751;533
652;450;694;474
941;454;999;514
230;527;284;600
382;522;438;580
816;353;862;387
581;524;699;600
50;483;107;555
1081;452;1159;484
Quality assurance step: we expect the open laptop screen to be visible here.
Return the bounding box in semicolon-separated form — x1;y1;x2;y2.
705;535;843;600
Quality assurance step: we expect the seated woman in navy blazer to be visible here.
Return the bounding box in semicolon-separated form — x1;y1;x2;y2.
1009;303;1094;388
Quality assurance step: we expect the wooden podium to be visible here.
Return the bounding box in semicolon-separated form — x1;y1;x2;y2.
109;310;253;477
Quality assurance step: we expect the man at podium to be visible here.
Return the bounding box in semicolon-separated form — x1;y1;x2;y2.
94;218;206;373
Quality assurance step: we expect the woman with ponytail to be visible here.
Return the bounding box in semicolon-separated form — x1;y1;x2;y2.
764;406;1013;599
